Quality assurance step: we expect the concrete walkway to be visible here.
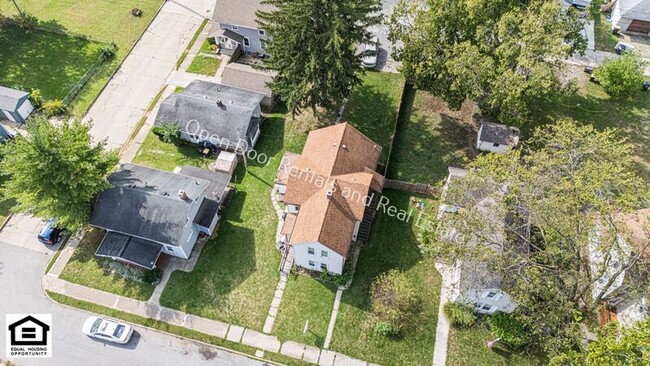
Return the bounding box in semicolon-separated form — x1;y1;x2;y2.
432;262;461;366
323;288;343;349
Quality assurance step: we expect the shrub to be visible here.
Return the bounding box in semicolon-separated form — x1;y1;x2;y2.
99;45;116;61
488;311;529;348
13;13;38;31
152;122;181;143
42;99;66;116
142;268;162;285
30;88;43;108
106;261;161;284
594;51;648;99
319;268;351;287
443;302;478;327
370;269;420;336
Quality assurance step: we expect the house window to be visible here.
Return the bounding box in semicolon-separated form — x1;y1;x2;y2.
493;143;500;147
231;24;238;30
308;247;315;255
308;260;315;267
476;302;493;312
486;291;498;299
320;263;328;271
165;245;175;253
260;39;266;50
243;37;250;47
321;250;328;258
258;29;266;36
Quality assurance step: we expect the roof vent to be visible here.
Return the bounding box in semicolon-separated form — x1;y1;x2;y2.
332;143;337;147
216;99;223;106
326;190;333;200
178;189;188;200
229;100;233;104
341;144;347;149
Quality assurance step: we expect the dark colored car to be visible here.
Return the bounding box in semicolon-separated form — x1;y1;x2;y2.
643;81;650;91
38;219;65;245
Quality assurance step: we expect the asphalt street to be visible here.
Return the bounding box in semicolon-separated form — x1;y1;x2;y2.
0;241;264;366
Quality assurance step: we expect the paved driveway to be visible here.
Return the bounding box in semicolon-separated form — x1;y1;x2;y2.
0;214;62;255
370;0;401;73
0;241;263;366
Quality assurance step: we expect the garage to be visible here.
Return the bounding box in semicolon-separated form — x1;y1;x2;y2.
627;19;650;34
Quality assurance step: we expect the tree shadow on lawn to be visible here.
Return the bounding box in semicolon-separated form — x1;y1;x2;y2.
0;24;103;100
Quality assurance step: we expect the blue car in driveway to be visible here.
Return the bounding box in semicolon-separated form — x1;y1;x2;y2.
37;219;65;245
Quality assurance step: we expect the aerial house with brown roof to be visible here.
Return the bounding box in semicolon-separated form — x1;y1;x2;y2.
274;123;384;274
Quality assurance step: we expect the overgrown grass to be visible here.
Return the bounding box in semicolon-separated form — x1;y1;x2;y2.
273;275;337;347
176;18;208;69
187;55;222;76
594;13;619;52
330;190;442;366
59;228;156;301
447;319;547;366
0;0;164;115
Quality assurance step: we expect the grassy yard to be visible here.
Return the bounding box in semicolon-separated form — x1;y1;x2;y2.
59;227;156;301
447;320;546;366
329;190;442;366
199;38;218;54
187;55;222;76
273;275;337;347
594;13;619;52
0;0;163;115
132;132;211;171
534;68;650;181
0;25;104;100
387;88;477;184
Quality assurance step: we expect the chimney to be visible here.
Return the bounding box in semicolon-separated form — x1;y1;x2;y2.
178;189;187;200
216;99;223;106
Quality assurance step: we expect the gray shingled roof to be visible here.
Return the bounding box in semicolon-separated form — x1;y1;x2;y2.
479;122;520;146
179;165;232;228
154;81;264;149
0;86;29;111
95;232;163;269
215;28;245;44
212;0;272;28
221;63;276;98
90;164;212;246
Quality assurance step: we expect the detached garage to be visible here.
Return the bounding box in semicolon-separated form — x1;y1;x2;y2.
0;86;34;124
612;0;650;35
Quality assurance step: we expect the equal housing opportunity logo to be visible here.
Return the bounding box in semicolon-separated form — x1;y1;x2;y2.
5;314;52;358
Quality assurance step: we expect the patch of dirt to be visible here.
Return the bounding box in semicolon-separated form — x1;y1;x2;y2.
198;345;218;360
288;106;336;134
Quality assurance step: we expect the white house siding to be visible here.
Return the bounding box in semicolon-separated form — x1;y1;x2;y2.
292;242;345;274
219;23;268;54
617;297;648;328
477;140;511;154
461;288;517;314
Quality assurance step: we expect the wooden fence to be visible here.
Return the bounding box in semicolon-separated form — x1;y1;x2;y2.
384;179;438;196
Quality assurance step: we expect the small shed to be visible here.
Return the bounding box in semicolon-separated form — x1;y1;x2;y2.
476;121;520;154
213;151;238;175
0;86;34;124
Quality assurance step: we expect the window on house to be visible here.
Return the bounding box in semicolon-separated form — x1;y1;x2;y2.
260;39;266;50
476;302;493;312
243;37;250;47
308;247;315;255
231;24;238;30
165;245;175;253
486;291;498;299
321;250;328;258
308;260;315;267
493;143;500;147
258;29;266;36
320;263;328;271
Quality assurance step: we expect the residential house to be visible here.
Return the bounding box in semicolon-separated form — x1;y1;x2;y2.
220;63;277;109
274;123;384;275
154;80;265;152
476;121;520;154
210;0;271;56
0;86;34;124
612;0;650;34
439;167;518;314
589;209;650;327
89;163;232;269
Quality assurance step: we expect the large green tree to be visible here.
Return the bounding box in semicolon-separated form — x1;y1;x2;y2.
257;0;381;114
594;51;648;99
427;120;649;356
0;116;118;231
389;0;587;125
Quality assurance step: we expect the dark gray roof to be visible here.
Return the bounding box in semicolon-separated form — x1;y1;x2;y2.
95;232;163;269
221;63;276;98
179;166;231;228
212;0;272;28
479;122;520;146
90;164;212;246
0;86;29;111
154;81;264;149
215;28;245;44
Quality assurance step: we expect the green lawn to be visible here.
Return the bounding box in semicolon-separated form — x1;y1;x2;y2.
0;0;163;115
199;38;218;54
0;25;104;100
59;228;156;301
273;275;337;347
387;88;476;184
447;320;547;366
594;13;619;52
187;55;222;76
132;132;211;171
330;190;442;366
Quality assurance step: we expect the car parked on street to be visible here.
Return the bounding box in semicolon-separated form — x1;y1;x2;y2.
37;219;65;245
360;36;380;69
82;316;134;344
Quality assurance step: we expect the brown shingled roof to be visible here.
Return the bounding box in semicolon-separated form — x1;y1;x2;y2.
280;123;384;257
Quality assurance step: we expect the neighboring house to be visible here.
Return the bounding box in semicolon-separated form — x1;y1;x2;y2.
589;209;650;327
89;163;232;269
210;0;271;56
612;0;650;34
154;80;265;152
0;86;34;124
274;123;384;275
439;167;518;314
476;121;520;153
220;63;277;109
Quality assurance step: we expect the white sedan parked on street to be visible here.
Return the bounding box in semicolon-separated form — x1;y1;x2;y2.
82;316;134;344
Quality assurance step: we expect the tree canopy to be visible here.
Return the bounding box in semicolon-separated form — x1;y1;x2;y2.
594;51;648;99
389;0;587;125
426;120;649;356
257;0;381;114
0;116;118;231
